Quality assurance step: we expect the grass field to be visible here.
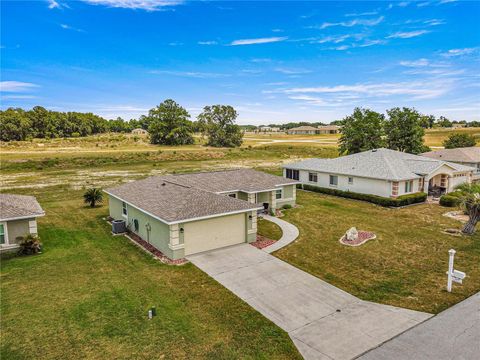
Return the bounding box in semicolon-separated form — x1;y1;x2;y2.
0;190;301;360
276;191;480;314
257;218;283;241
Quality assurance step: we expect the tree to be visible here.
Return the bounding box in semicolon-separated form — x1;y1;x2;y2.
145;100;194;145
419;114;435;129
443;133;477;149
436;116;452;128
455;183;480;235
197;105;243;147
0;108;32;141
338;108;385;154
83;188;103;208
385;107;426;154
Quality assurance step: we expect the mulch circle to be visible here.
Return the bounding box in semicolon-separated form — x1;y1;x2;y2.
250;235;276;249
339;231;376;247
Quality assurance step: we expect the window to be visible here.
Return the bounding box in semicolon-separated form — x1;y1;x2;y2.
275;189;282;199
0;224;5;244
228;193;237;198
329;175;338;186
348;177;354;184
122;202;127;217
286;169;299;180
405;180;413;193
308;172;318;182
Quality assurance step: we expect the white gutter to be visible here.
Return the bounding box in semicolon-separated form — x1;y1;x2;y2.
0;213;45;222
104;190;262;226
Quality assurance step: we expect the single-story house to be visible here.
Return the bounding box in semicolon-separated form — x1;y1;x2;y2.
0;194;45;252
259;126;281;132
422;147;480;182
287;126;319;135
131;128;148;135
317;125;341;134
283;148;475;198
105;169;298;259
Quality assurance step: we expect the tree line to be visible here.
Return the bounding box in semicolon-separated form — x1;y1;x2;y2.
0;100;243;148
338;107;478;155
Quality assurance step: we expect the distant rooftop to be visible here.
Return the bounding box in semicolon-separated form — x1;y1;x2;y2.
422;147;480;163
0;194;45;221
284;148;475;181
288;126;318;131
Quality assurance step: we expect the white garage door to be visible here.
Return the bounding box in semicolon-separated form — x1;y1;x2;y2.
184;213;246;256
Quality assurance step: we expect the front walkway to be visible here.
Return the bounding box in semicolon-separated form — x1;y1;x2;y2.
359;292;479;360
260;214;299;253
187;244;431;360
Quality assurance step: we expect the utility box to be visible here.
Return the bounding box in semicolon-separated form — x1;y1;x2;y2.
112;219;126;234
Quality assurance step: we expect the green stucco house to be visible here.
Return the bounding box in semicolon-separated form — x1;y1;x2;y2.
105;169;298;260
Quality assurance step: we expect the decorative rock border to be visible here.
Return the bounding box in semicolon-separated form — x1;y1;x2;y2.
339;231;376;247
250;235;276;250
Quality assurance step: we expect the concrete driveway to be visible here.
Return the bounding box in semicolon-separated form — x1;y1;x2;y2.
188;244;431;360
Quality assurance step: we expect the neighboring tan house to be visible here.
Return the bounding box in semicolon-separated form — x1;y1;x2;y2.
259;126;281;132
287;126;318;135
283;148;474;198
131;128;148;135
105;169;298;259
317;125;341;134
0;194;45;252
422;147;480;183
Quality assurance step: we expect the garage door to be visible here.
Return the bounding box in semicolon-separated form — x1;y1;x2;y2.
183;213;246;256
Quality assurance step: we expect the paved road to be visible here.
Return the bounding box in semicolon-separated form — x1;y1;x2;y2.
187;244;431;360
359;292;480;360
261;214;299;253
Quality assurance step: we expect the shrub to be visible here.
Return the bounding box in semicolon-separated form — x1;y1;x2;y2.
439;191;463;207
282;204;292;209
301;184;427;207
17;234;42;255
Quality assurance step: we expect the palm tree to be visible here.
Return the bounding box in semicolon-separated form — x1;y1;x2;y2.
83;188;103;208
455;183;480;235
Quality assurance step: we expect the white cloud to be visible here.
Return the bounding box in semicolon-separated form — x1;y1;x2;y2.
230;37;288;46
1;95;37;100
81;0;183;11
319;16;384;29
424;19;445;26
271;29;283;33
386;30;430;39
398;2;410;7
274;68;312;75
48;0;60;9
400;58;430;67
344;11;378;17
60;24;85;32
198;40;218;45
0;81;39;92
149;70;229;78
417;2;430;6
441;47;477;57
311;34;351;44
439;0;457;4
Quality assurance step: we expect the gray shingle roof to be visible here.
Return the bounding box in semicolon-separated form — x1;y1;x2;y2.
163;169;298;193
105;176;263;224
284;148;475;181
422;147;480;163
0;194;45;221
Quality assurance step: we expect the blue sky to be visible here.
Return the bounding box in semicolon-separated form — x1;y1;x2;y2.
1;0;479;124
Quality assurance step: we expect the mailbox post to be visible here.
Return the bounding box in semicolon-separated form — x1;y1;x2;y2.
446;249;466;292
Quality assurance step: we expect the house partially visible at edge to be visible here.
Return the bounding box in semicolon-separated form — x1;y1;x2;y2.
131;128;148;135
283;148;475;199
317;125;341;134
287;126;318;135
422;147;480;182
0;194;45;252
105;169;298;260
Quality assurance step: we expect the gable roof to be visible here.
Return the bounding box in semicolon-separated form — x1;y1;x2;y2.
0;194;45;221
162;169;298;193
284;148;475;181
422;147;480;163
288;126;318;131
318;125;341;130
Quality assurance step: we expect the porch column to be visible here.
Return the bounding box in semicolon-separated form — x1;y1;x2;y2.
169;224;183;250
270;191;277;211
247;193;256;204
391;181;399;198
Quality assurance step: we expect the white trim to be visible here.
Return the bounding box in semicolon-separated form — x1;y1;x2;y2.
0;213;45;222
0;221;9;245
104;190;263;226
215;183;299;195
168;243;185;250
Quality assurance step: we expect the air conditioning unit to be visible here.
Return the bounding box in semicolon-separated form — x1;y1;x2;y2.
112;219;126;234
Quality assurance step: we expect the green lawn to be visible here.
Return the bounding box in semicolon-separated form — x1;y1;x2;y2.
257;218;283;241
275;190;480;314
0;191;301;360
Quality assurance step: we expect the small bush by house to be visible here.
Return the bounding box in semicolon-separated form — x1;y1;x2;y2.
300;184;427;207
439;192;462;207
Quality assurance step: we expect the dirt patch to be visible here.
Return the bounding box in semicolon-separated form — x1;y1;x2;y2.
443;211;468;223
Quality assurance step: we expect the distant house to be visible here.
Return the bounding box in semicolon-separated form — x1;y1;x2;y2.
317;125;341;134
422;147;480;182
0;194;45;252
284;148;475;198
131;128;148;135
105;169;298;260
287;126;318;135
259;126;281;132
